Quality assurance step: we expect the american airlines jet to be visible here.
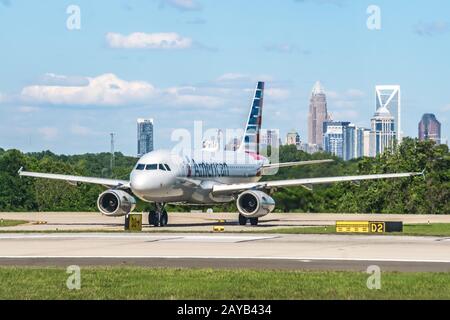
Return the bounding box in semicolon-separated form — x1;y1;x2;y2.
19;82;421;227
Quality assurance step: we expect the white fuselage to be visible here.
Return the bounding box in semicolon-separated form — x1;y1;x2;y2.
129;149;269;204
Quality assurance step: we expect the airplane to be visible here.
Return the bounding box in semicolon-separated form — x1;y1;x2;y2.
18;81;422;227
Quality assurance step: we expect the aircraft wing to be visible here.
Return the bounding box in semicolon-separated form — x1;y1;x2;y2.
212;171;423;195
18;167;129;188
262;159;334;169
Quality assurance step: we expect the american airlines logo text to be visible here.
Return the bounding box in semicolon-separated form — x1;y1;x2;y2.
188;160;230;178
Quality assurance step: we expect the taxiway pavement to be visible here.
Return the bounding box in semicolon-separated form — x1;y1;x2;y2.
0;232;449;272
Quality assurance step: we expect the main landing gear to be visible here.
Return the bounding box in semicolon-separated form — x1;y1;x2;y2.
238;214;259;226
149;203;168;227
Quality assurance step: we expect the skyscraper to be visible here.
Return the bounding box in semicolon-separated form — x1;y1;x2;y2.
261;129;279;148
375;85;401;143
308;81;328;149
286;130;301;148
418;114;441;144
363;129;371;157
369;106;396;156
323;122;366;160
137;118;154;157
346;123;356;161
355;127;365;159
323;121;350;160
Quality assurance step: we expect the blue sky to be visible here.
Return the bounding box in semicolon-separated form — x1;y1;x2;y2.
0;0;449;155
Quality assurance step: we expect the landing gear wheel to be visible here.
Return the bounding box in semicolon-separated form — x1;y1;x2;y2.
160;210;168;226
249;218;259;226
149;210;158;226
238;214;248;226
149;203;168;227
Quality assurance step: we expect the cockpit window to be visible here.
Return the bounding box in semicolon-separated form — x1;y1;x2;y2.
159;164;166;171
145;164;158;170
136;164;145;170
164;164;171;171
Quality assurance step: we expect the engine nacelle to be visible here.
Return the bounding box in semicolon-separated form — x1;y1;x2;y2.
97;190;136;217
236;190;275;218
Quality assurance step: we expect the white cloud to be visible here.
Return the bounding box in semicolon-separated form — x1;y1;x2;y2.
164;86;224;108
106;32;192;49
38;127;58;140
21;73;157;107
11;72;294;115
161;0;202;11
17;73;232;109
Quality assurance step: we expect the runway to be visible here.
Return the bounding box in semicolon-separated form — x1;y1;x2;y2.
1;233;450;272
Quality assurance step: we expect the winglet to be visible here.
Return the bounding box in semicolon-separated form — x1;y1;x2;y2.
18;167;24;175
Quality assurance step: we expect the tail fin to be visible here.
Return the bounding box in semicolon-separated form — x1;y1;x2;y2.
239;81;264;154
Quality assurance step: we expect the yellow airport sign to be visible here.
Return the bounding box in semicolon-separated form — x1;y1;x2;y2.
336;221;399;233
370;222;385;233
336;221;369;233
125;213;142;231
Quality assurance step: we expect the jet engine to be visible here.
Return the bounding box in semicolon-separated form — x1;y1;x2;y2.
236;190;275;218
97;189;136;217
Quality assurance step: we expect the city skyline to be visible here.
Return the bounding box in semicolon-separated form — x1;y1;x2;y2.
0;1;449;155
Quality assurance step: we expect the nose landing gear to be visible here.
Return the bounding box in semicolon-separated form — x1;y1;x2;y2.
149;203;168;227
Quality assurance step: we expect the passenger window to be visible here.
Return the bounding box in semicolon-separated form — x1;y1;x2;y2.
159;164;166;171
136;164;145;170
145;164;158;170
164;164;171;171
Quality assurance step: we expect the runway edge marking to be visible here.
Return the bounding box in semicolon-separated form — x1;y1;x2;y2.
1;256;450;264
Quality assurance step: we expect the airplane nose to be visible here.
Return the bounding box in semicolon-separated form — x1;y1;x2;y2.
130;172;164;194
130;174;148;193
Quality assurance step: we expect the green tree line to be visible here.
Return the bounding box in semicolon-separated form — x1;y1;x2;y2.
0;138;448;214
